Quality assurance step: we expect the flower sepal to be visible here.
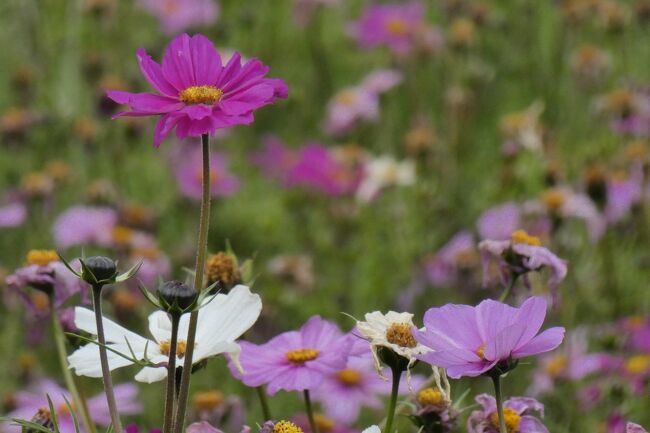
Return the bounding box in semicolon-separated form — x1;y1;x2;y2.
137;278;220;316
58;253;142;288
483;358;519;379
378;346;413;373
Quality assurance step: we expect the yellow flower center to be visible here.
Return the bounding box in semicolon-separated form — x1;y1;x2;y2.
544;355;568;377
111;290;139;311
26;250;59;266
335;90;358;106
385;322;417;348
195;167;219;185
315;414;335;432
386;18;409;35
476;343;486;360
490;408;521;433
31;292;50;312
511;230;542;246
286;348;320;364
192;390;225;411
159;340;188;358
205;252;240;287
542;190;566;211
273;421;304;433
417;387;445;407
112;225;134;245
179;86;223;105
336;368;362;386
625;355;650;375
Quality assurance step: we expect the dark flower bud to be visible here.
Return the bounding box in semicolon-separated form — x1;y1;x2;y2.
377;346;412;373
157;280;198;314
82;256;117;285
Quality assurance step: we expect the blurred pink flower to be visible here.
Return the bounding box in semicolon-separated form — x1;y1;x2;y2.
139;0;219;34
350;2;427;55
4;379;141;433
0;202;27;228
467;394;549;433
108;34;287;147
477;202;521;241
425;231;476;287
605;166;643;223
174;146;240;200
52;206;118;249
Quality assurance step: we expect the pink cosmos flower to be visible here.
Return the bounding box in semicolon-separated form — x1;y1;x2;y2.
186;421;249;433
350;2;427;55
425;231;477;287
627;423;648;433
478;231;567;291
4;379;141;433
0;202;27;228
605;167;643;223
415;296;565;378
139;0;219;34
324;70;402;135
467;394;549;433
108;34;288;147
174;146;240;200
52;206;118;249
229;316;353;395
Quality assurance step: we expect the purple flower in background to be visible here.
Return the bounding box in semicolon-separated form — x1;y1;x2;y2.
477;203;521;241
627;423;648;433
230;316;352;394
415;296;565;378
139;0;219;34
294;0;340;27
107;34;288;147
324;70;402;135
186;421;249;433
174;146;239;200
425;231;477;287
251;136;297;184
0;202;27;228
605;167;643;223
4;379;142;433
125;425;161;433
52;206;118;249
350;2;427;55
288;144;360;196
467;394;548;433
6;251;86;315
479;230;567;291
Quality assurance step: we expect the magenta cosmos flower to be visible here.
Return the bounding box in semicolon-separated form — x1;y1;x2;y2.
173;145;239;200
414;296;565;378
467;394;548;433
139;0;219;34
229;316;353;395
108;34;288;147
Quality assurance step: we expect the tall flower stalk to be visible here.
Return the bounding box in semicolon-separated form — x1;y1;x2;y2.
491;374;507;433
174;134;212;433
163;314;181;433
383;366;402;433
303;390;320;433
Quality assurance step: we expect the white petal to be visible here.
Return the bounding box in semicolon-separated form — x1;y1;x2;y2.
362;426;381;433
74;307;149;346
148;310;172;343
134;366;167;383
67;343;138;377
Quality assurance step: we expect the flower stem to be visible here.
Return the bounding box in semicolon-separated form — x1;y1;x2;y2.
491;374;507;433
51;306;97;433
163;314;181;433
303;390;319;433
499;274;519;303
173;134;212;433
92;287;123;433
384;366;402;433
255;386;272;421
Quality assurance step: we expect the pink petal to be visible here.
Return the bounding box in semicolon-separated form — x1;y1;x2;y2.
189;34;222;86
220;85;274;115
107;90;183;114
512;327;565;358
136;47;179;96
513;296;548;351
153;112;183;148
162;33;196;91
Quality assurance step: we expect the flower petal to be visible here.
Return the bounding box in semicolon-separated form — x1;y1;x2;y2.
162;33;196;90
136;47;179;96
512;327;565;358
189;34;222;86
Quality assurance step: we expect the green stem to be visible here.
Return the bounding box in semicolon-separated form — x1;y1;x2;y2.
163;314;180;433
255;386;272;421
499;274;519;303
303;390;319;433
384;367;402;433
92;287;123;433
491;374;507;433
51;306;97;433
173;134;212;433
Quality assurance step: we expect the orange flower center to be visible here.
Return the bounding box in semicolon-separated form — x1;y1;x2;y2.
490;408;521;433
285;348;320;364
386;18;409;35
386;322;417;348
272;421;304;433
336;368;362;386
26;250;59;266
159;340;188;358
192;390;225;411
179;86;223;105
511;230;542;246
476;343;486;360
417;387;445;406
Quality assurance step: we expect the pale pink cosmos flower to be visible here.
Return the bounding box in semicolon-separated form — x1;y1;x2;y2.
139;0;219;34
52;206;118;249
174;146;240;200
476;202;521;241
467;394;549;433
0;202;27;228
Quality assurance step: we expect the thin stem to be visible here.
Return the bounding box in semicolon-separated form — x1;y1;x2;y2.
173;134;212;433
491;374;507;433
499;274;519;303
384;367;402;433
92;287;123;433
303;390;319;433
255;386;272;421
163;314;181;433
51;305;97;433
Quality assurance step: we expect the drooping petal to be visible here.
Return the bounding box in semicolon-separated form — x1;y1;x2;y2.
153;112;183;147
512;327;565;358
519;415;550;433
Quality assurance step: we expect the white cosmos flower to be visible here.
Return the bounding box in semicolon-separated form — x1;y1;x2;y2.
356;156;415;202
68;284;262;383
361;426;381;433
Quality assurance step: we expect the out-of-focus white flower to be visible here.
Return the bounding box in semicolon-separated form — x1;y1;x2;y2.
356;156;415;202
